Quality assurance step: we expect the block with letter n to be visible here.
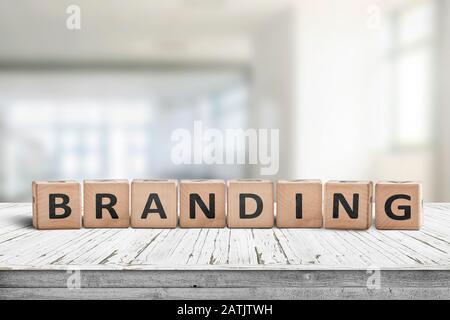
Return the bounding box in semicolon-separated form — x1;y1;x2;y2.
324;181;373;230
32;180;81;229
179;179;226;228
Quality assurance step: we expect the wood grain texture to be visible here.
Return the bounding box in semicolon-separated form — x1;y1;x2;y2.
3;287;450;300
1;203;450;299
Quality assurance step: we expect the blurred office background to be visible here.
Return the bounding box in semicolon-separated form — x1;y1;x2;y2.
0;0;449;201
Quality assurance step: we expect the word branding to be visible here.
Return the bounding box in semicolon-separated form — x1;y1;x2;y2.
171;121;279;175
32;179;422;230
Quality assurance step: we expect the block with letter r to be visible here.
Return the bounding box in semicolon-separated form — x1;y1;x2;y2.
83;180;130;228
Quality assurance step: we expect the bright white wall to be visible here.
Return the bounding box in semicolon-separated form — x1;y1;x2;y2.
294;0;378;179
293;0;437;200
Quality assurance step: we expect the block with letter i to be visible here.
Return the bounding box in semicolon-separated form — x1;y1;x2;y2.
227;180;274;228
179;180;226;228
32;181;81;229
276;180;323;228
375;181;422;230
324;181;373;230
83;180;130;228
131;179;178;228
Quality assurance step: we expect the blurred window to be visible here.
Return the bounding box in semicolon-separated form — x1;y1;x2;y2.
4;100;153;183
388;0;435;149
0;70;249;201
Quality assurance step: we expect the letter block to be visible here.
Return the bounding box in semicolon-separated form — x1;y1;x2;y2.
324;181;372;230
83;180;130;228
179;180;226;228
375;181;422;230
131;179;178;228
276;180;323;228
227;180;274;228
32;181;81;229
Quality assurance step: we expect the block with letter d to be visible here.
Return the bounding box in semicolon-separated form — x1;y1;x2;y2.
375;181;422;230
179;180;226;228
324;181;372;230
32;181;81;229
227;180;274;228
83;180;130;228
131;179;178;228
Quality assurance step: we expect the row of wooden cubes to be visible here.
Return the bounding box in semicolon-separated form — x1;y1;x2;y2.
32;179;422;230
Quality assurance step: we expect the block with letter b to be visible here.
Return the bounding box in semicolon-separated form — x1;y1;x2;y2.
375;181;422;230
131;179;178;228
276;180;323;228
227;180;274;228
179;180;226;228
83;180;130;228
324;181;373;230
32;180;81;229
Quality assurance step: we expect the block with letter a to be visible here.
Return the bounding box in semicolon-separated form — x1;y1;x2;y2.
131;179;178;228
32;180;81;229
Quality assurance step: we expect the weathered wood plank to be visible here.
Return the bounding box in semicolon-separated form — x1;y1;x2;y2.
2;270;450;288
0;203;450;272
2;287;450;300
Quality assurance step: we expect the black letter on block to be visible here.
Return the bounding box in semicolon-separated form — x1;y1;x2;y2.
385;194;411;220
49;194;71;219
296;193;303;219
142;193;167;219
240;193;263;219
333;193;359;219
96;194;118;219
190;193;215;219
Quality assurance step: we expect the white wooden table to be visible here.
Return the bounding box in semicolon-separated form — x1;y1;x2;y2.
0;203;450;299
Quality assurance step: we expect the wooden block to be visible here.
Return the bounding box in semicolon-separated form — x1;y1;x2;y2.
179;180;225;228
32;181;81;229
375;181;422;230
324;181;372;230
227;180;274;228
276;179;323;228
131;179;178;228
83;180;130;228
